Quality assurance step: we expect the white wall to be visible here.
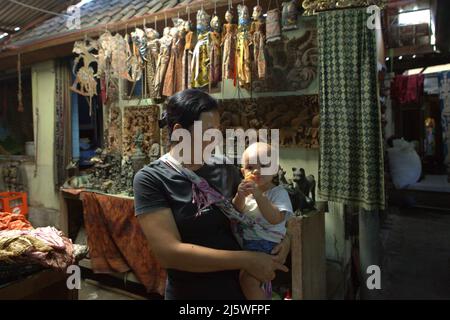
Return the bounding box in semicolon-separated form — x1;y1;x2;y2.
24;60;59;210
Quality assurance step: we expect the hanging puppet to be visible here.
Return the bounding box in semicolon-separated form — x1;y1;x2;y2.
131;28;148;63
221;9;237;82
236;4;251;88
145;27;160;99
154;26;172;98
163;18;186;97
182;20;196;90
124;36;141;99
250;5;266;80
111;33;134;82
191;8;211;88
97;31;115;102
209;15;222;88
71;37;98;115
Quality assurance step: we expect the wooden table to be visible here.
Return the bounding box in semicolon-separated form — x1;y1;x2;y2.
0;269;78;300
60;188;326;300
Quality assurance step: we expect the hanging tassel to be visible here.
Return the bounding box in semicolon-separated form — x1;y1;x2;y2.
17;52;24;113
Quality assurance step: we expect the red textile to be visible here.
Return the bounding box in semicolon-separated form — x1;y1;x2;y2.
80;191;166;295
0;211;33;231
391;74;424;106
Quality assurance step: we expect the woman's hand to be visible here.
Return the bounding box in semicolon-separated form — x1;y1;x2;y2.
243;251;289;282
271;235;291;264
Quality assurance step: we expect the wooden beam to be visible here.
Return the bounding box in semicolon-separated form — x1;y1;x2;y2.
387;44;435;57
0;41;73;70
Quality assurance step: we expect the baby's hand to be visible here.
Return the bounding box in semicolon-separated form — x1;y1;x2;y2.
237;180;256;198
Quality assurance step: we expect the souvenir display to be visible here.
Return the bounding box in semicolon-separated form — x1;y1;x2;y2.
154;26;172;98
191;8;211;88
123;106;160;158
66;2;321;199
71;38;98;114
69;0;315;100
253;29;318;92
209;15;222;88
182;20;196;89
131;28;148;63
250;5;266;80
266;0;282;43
219;96;319;148
163;18;186;97
145;27;160;99
281;0;298;31
126;33;143;86
236;4;251;88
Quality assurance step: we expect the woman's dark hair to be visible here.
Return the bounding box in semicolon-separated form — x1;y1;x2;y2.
159;89;219;137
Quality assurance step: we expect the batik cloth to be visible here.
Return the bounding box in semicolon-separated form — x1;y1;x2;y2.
317;8;385;211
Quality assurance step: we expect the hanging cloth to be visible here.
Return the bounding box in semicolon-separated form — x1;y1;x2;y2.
317;8;385;211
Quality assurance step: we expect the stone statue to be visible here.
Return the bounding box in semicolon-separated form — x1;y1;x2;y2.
292;167;316;203
149;143;160;163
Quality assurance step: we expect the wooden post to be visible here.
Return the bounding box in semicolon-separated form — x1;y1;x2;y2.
59;189;69;235
290;211;327;300
290;217;303;300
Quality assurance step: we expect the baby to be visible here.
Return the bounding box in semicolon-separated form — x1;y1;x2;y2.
232;142;293;300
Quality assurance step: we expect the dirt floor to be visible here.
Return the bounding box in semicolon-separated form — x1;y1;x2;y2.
379;207;450;299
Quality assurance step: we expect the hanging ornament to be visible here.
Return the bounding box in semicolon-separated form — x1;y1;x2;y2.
221;8;238;82
236;3;251;88
250;4;266;80
281;0;298;31
266;0;281;43
190;7;211;88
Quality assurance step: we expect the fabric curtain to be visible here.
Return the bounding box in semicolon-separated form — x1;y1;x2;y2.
54;60;73;190
317;8;385;211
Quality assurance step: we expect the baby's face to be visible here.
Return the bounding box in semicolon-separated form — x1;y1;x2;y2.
241;147;275;187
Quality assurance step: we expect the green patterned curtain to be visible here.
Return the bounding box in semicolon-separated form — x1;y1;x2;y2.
317;8;385;211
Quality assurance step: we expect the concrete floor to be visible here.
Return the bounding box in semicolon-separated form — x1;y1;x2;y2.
380;207;450;299
79;279;145;300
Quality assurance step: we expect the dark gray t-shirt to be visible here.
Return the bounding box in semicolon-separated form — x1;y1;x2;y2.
133;155;245;300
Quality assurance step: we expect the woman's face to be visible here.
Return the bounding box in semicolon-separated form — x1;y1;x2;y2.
189;110;221;163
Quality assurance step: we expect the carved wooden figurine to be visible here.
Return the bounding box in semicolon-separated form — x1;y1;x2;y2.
250;5;266;80
221;9;237;82
209;15;222;88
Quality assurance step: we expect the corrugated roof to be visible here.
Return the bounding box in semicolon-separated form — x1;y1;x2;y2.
5;0;194;48
0;0;74;34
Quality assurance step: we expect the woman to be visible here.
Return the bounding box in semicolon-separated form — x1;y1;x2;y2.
134;89;289;300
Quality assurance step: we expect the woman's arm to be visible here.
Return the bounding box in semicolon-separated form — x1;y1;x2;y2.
138;208;288;281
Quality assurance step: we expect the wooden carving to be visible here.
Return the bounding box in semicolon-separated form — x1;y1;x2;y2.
219;95;320;148
106;106;122;155
253;30;318;92
123;106;160;157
